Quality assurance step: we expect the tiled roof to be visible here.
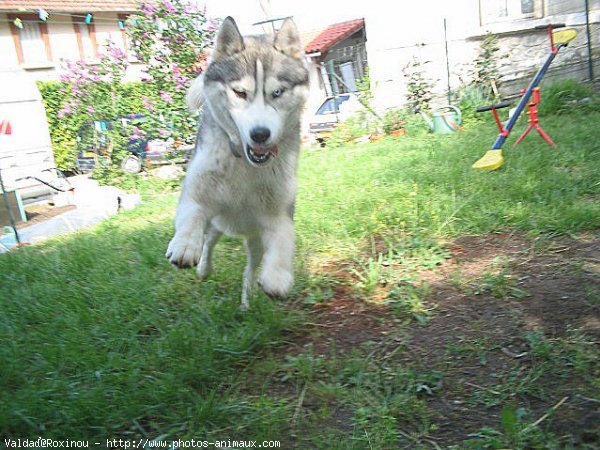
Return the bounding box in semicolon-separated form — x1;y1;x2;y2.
0;0;138;12
299;29;322;48
303;18;365;54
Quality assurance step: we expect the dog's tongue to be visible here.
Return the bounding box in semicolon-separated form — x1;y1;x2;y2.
251;144;278;157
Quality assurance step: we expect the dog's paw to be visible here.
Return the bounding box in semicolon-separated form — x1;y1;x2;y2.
166;237;202;268
258;270;293;299
196;260;212;280
239;300;250;311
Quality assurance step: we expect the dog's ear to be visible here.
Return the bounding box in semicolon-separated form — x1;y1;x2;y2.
274;18;303;60
214;16;244;58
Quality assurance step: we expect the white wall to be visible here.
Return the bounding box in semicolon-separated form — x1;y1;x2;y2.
364;0;600;111
363;0;479;110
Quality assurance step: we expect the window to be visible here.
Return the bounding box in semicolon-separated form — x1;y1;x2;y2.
9;15;52;65
521;0;534;14
73;19;98;61
18;21;47;63
480;0;540;24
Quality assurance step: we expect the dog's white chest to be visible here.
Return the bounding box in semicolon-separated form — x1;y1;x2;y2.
188;153;293;236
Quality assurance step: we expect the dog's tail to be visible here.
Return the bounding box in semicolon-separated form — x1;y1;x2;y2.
186;75;205;112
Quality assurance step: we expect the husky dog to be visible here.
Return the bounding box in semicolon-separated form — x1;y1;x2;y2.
166;17;309;309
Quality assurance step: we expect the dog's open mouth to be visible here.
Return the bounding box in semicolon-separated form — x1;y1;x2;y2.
245;144;278;165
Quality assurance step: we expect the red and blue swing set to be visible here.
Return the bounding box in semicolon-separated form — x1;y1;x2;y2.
472;24;578;171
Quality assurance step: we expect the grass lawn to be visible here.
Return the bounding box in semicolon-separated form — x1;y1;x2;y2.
1;110;599;449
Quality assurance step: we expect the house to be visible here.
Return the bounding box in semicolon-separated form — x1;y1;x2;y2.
0;0;138;81
300;18;368;118
4;0;598;115
303;18;367;96
362;0;600;110
295;0;600;117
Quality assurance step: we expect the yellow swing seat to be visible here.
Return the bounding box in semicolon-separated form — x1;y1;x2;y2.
472;149;504;171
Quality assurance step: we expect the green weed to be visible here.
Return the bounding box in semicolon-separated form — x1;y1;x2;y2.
463;405;562;449
473;256;530;299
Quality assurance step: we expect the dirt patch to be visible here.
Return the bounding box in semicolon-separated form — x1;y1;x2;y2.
398;234;599;442
279;231;600;446
16;203;76;229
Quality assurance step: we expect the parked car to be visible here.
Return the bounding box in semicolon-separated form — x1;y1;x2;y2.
76;115;193;174
308;93;364;142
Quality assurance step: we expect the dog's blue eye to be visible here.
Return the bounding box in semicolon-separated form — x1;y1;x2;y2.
272;88;284;99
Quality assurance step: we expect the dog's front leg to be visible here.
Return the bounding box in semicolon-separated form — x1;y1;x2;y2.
258;217;294;299
241;237;263;310
197;224;222;280
166;196;208;268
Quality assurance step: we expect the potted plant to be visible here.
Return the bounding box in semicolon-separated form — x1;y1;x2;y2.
382;108;407;137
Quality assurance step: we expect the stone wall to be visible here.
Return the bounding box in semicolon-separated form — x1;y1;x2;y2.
479;23;600;99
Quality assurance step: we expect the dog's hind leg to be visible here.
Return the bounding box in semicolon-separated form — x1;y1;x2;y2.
241;236;264;310
166;196;208;268
197;224;222;280
258;216;294;299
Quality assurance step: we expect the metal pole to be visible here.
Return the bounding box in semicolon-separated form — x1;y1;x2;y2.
326;60;340;121
585;0;594;82
0;167;21;244
444;18;452;104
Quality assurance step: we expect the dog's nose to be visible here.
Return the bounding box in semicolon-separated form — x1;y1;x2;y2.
250;127;271;144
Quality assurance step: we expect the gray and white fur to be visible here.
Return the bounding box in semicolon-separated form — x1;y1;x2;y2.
166;17;309;309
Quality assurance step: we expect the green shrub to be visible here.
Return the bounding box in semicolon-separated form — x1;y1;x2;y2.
471;33;504;100
92;169;182;194
538;79;600;116
382;108;407;134
382;107;430;136
355;67;374;112
37;81;155;173
326;116;370;148
403;56;436;112
38;0;216;180
457;84;489;120
37;81;79;171
404;110;432;135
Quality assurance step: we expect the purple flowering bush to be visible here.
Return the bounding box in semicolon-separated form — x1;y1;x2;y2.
126;0;217;151
39;0;216;178
38;41;147;172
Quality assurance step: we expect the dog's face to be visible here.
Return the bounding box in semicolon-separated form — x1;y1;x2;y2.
203;17;309;167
